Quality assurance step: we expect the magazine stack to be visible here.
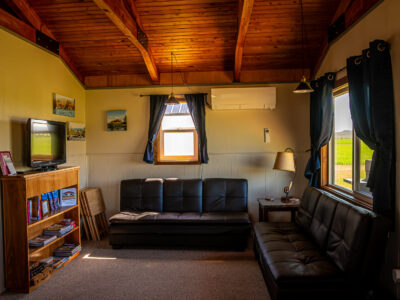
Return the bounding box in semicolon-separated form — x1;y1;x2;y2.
54;244;81;257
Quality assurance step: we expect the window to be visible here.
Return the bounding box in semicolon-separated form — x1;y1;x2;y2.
331;92;353;190
154;102;199;164
321;81;373;208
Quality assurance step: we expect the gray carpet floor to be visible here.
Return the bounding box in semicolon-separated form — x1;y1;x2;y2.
1;239;270;300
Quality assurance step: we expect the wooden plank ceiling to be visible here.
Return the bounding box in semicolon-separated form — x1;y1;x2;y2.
135;0;237;73
244;0;338;70
2;0;373;88
29;0;148;76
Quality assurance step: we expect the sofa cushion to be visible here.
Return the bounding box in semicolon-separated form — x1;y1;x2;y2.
109;211;250;224
326;201;371;273
309;194;338;249
163;179;202;212
295;186;322;232
120;179;163;212
203;178;247;212
254;222;341;282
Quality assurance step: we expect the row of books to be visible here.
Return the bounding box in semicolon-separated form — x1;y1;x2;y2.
40;244;81;268
27;188;77;225
30;244;81;279
29;219;76;247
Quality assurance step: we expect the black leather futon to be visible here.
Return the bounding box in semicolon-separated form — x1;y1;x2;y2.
253;186;390;299
109;178;251;250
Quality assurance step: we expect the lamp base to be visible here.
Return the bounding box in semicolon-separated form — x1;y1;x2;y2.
281;197;290;203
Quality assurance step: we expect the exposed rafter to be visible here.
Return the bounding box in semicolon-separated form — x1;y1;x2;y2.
4;0;84;83
0;8;35;42
123;0;145;32
330;0;353;25
93;0;159;83
234;0;254;82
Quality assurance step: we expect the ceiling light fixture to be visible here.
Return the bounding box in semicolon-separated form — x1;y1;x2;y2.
293;0;314;94
166;51;180;105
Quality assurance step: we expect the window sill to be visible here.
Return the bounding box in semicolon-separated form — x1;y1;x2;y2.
321;185;373;211
154;161;201;165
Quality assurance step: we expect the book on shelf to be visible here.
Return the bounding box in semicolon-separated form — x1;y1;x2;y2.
48;192;54;211
51;257;69;269
29;263;45;278
29;235;57;247
39;256;69;269
52;190;60;210
40;256;55;266
54;243;81;257
41;194;50;217
31;196;41;222
43;223;73;237
60;218;76;228
60;188;77;207
27;200;32;225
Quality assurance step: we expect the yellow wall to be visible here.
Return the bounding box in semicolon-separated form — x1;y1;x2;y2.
0;28;87;184
86;84;310;222
316;0;400;296
0;28;87;292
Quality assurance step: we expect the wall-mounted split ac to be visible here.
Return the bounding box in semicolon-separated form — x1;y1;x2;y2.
210;87;276;110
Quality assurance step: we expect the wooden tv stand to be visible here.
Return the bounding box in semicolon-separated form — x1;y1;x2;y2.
1;166;81;293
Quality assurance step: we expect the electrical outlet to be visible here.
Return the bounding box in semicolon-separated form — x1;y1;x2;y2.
264;128;271;143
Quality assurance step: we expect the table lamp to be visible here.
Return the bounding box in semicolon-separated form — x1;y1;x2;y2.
273;148;296;203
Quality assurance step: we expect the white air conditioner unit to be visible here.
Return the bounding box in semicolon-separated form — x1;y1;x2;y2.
210;87;276;110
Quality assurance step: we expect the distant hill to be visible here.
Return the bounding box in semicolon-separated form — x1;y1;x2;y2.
336;130;352;139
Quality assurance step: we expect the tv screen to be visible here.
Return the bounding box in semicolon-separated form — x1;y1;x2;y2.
27;119;66;168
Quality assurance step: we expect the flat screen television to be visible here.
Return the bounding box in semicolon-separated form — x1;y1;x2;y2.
27;119;66;169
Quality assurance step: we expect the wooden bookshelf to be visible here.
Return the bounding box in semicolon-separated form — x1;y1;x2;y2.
1;166;81;293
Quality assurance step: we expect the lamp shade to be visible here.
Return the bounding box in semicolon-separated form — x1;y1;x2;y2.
166;92;180;105
293;75;314;94
273;151;295;172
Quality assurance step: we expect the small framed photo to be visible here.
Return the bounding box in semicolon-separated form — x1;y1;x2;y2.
41;199;50;217
0;151;16;176
67;122;86;141
107;110;127;131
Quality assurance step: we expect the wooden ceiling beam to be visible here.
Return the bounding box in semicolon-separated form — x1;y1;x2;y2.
0;8;36;42
84;68;306;88
234;0;254;82
93;0;159;83
123;0;144;32
4;0;84;83
329;0;352;25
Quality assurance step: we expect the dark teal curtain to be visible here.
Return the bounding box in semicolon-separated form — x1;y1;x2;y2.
143;95;168;163
347;40;395;218
185;93;209;163
304;72;336;187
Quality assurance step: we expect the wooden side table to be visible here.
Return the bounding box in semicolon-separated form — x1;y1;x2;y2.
257;198;300;222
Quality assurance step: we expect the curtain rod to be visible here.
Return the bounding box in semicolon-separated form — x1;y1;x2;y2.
334;66;346;74
139;93;208;97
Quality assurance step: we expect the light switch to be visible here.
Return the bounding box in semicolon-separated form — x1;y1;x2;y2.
264;128;271;143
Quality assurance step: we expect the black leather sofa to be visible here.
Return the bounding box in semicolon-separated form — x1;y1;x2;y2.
253;186;390;300
109;178;251;250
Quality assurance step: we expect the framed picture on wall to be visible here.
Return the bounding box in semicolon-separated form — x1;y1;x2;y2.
0;151;16;176
67;122;86;141
53;93;75;117
107;110;127;131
